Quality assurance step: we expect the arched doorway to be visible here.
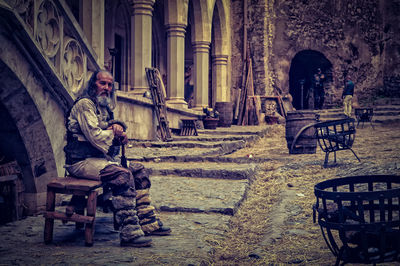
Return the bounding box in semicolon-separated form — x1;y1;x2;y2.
0;60;59;216
289;50;332;110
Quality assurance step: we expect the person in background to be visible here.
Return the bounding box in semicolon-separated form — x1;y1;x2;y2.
64;70;171;247
342;76;355;117
313;68;326;109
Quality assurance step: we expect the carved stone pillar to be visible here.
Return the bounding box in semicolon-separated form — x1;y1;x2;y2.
130;0;155;93
81;0;105;66
165;23;187;107
192;41;210;110
212;54;229;105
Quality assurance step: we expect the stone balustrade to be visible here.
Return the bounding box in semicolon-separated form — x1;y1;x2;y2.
3;0;101;108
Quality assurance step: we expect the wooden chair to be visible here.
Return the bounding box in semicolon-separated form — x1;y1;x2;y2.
180;119;198;136
44;177;102;246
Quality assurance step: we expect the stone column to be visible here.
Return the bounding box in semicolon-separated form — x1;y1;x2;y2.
192;41;210;110
212;54;229;105
81;0;105;66
130;0;155;94
165;23;187;107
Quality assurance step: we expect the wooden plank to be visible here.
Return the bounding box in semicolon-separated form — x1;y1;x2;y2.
85;190;97;246
66;179;102;191
48;178;101;191
244;57;259;125
47;179;67;189
277;96;287;118
44;212;95;224
236;61;247;125
234;88;241;119
146;68;172;142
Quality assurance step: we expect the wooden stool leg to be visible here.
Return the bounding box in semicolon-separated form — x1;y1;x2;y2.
44;189;55;244
84;191;97;246
74;195;86;229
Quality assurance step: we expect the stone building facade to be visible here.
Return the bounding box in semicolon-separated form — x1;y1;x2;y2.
0;0;231;215
0;0;398;216
230;0;400;109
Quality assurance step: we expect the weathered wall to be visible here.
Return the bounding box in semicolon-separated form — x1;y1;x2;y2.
232;0;400;107
381;0;400;99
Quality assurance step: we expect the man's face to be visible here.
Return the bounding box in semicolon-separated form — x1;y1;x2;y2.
95;72;113;97
95;72;113;107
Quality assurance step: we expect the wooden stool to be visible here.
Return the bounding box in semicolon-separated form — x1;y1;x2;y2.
180;119;198;136
44;177;102;246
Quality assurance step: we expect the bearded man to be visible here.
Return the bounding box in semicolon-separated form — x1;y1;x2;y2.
63;70;170;247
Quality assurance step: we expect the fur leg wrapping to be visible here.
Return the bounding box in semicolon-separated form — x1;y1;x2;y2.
115;209;140;227
136;189;151;206
136;189;160;233
112;195;136;210
133;168;151;190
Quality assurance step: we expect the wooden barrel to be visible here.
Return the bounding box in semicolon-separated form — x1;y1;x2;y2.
285;110;318;154
215;102;233;127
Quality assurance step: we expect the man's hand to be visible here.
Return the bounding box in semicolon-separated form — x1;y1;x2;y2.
119;132;129;145
108;124;128;145
108;124;124;136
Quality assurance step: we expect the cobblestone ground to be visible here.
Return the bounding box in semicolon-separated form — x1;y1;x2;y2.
0;122;399;265
210;122;400;265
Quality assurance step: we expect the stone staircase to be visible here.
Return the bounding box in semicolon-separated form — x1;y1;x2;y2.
317;104;400;124
125;103;400;217
126;125;269;216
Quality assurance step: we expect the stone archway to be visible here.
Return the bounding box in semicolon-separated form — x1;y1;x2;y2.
289;50;332;110
0;61;59;215
210;0;230;107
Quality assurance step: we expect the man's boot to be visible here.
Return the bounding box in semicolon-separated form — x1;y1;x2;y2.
120;236;152;247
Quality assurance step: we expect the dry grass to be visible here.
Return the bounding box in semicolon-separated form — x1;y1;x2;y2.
208;123;400;265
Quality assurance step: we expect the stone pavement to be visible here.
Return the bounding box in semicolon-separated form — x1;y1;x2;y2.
0;105;399;265
0;125;269;265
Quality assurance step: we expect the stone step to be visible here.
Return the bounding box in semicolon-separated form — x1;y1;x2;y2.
197;125;270;136
150;175;248;215
125;140;247;161
142;155;271;164
138;161;258;180
373;98;400;105
171;134;259;142
317;107;400;123
129;139;246;148
126;125;270;160
318;113;400;123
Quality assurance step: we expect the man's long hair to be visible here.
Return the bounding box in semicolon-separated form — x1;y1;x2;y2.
85;70;116;110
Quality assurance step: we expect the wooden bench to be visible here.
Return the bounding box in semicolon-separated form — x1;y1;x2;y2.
44;177;102;246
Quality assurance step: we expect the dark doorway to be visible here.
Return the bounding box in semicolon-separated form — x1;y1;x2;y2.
289;50;332;110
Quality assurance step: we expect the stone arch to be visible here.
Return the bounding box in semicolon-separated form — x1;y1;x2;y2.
152;0;167;84
187;0;212;109
105;0;131;91
0;60;58;214
289;50;333;110
190;0;211;42
210;0;230;106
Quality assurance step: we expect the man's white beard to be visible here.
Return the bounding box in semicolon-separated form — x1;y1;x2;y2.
97;95;111;107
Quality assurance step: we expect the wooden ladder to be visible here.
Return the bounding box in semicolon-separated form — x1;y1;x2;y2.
145;68;172;142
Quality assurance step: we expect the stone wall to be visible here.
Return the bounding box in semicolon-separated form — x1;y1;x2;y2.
0;30;65;214
232;0;400;107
